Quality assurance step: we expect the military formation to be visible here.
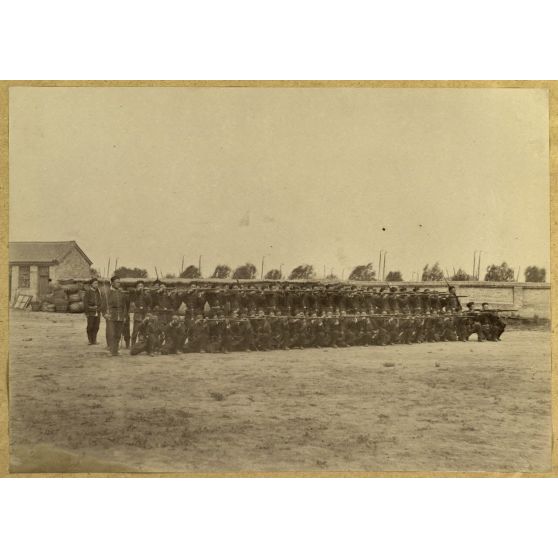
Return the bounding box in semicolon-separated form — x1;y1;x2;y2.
83;276;507;356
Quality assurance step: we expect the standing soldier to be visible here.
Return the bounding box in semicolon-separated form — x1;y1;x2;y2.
101;276;129;356
120;287;131;349
153;282;173;325
447;285;462;313
83;278;102;345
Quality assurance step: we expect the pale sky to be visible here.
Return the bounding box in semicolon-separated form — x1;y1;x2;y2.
9;86;550;280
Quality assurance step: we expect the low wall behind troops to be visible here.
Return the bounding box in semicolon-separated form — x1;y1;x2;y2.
397;281;550;319
69;277;551;320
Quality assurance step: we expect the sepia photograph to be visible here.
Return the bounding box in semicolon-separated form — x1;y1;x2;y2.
5;84;552;474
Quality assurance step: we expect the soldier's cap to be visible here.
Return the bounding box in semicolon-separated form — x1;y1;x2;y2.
423;289;430;293
89;278;99;284
466;302;475;308
412;286;420;291
110;275;120;283
399;287;406;292
389;287;397;292
482;302;489;306
379;287;386;292
135;280;145;287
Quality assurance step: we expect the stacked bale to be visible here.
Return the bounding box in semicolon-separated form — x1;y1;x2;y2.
53;287;69;312
41;301;56;312
54;281;87;313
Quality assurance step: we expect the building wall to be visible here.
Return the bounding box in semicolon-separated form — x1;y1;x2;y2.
385;281;550;319
57;246;91;279
9;264;40;302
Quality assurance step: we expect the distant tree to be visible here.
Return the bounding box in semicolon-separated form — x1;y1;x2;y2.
90;267;101;278
385;270;403;282
289;264;316;280
524;266;546;283
484;262;515;282
349;263;376;281
421;262;444;281
212;264;232;279
265;269;282;280
164;273;177;279
114;266;148;279
325;273;339;281
451;268;473;281
233;263;257;280
180;265;201;279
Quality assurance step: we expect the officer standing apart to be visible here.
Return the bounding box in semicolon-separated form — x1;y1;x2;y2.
83;278;102;345
102;275;129;356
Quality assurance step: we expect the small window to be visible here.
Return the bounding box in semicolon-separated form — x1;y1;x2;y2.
18;266;30;288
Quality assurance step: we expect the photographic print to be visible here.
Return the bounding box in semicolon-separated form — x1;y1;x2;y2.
5;84;552;474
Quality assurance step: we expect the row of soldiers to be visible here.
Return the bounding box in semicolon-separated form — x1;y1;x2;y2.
83;277;506;356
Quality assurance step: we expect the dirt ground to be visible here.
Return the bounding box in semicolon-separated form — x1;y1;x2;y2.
8;310;552;474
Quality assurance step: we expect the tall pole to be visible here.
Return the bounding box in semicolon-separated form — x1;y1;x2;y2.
516;266;521;282
107;258;111;279
477;251;483;281
261;256;265;280
114;258;118;275
472;251;477;280
199;255;202;277
382;252;387;281
181;255;185;275
378;251;383;281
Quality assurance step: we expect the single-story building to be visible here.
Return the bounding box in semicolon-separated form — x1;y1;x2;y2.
9;241;93;303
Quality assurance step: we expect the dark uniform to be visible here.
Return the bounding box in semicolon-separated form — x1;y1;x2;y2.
101;279;129;356
83;282;102;344
131;315;160;356
131;285;151;346
481;306;506;341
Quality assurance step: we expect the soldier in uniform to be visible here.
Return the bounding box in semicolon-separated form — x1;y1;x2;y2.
240;312;255;351
481;303;506;341
83;278;103;345
152;281;173;326
447;285;462;313
408;287;420;315
227;311;243;352
188;314;210;353
120;286;132;349
257;311;272;351
398;287;410;314
101;275;129;356
426;289;431;315
460;302;486;342
130;313;160;356
161;315;185;354
131;280;151;347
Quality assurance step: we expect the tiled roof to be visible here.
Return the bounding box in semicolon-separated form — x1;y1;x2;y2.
9;241;92;265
